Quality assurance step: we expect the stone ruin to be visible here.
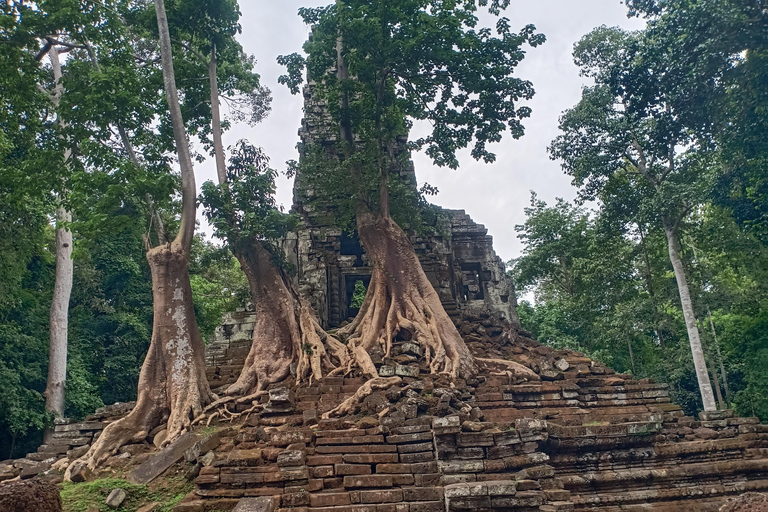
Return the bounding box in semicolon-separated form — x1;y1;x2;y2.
4;53;768;512
182;75;768;512
281;80;519;331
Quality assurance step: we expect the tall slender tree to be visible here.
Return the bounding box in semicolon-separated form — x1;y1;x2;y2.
549;26;717;410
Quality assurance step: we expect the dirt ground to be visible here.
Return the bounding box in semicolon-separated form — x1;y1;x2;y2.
721;493;768;512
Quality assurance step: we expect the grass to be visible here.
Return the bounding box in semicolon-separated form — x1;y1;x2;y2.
60;475;193;512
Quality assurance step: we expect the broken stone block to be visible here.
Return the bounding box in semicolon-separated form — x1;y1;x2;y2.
400;342;422;357
395;365;419;377
127;431;199;484
277;450;305;467
105;488;127;509
433;415;461;435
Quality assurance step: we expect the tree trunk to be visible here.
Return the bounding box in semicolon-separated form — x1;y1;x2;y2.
338;212;477;380
708;308;731;404
46;205;73;420
699;318;726;410
44;45;73;427
72;0;212;470
209;45;227;184
662;220;716;411
81;242;214;467
225;241;350;395
332;21;475;380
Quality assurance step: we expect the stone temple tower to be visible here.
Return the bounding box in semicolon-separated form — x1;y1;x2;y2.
281;81;520;330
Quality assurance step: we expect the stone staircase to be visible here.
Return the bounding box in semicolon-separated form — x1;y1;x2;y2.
181;323;768;512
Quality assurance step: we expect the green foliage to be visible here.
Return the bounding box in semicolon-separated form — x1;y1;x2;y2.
350;280;367;310
189;237;250;342
282;0;544;225
514;196;768;419
60;477;193;512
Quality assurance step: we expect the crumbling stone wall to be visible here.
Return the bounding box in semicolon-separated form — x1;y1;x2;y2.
287;81;519;329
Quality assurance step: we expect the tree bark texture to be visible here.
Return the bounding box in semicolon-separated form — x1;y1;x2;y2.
226;241;350;395
82;242;213;467
46;205;72;419
663;221;716;411
338;212;477;380
45;45;73;421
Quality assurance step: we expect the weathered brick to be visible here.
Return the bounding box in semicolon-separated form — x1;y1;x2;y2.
415;473;441;486
390;425;431;435
220;472;265;484
335;464;372;476
310;492;351;507
282;492;311;507
193;473;219;485
376;504;410;512
411;462;438;474
344;453;399;464
376;463;412;474
387;432;433;444
344;475;394;488
317;445;397;454
456;433;493;447
398;442;433;454
402;487;443;501
307;454;343;466
313;465;334;478
399;451;434;463
360;489;403;504
408;501;444;512
391;474;415;486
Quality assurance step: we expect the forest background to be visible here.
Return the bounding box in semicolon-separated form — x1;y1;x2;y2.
1;0;767;459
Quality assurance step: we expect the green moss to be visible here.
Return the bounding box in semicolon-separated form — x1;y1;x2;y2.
60;476;193;512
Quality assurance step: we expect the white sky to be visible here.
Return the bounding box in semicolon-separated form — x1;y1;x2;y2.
194;0;645;262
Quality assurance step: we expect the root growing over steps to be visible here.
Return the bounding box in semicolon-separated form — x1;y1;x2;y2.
323;376;403;418
336;213;477;380
223;242;353;397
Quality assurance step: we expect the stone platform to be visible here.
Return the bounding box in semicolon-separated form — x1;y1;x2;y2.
177;329;768;512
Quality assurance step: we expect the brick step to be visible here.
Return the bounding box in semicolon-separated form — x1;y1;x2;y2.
561;458;768;494
569;477;768;510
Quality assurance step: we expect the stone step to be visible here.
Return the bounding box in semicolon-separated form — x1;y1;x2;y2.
569;477;768;510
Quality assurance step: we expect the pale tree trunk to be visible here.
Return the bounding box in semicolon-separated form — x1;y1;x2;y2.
72;0;213;471
708;308;731;404
209;45;227;184
45;45;73;425
662;220;716;411
699;318;725;410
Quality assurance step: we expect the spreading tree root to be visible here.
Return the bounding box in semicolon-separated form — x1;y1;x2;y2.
477;358;541;381
333;212;477;381
192;391;267;426
322;376;402;419
226;244;359;398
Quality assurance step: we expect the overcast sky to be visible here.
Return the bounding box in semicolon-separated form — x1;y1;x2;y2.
194;1;645;262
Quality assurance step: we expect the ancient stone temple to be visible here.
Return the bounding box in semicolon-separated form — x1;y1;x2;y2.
280;81;518;330
177;77;768;512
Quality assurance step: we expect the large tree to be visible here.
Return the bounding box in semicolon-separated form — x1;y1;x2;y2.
549;26;718;410
279;0;544;381
75;0;214;469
